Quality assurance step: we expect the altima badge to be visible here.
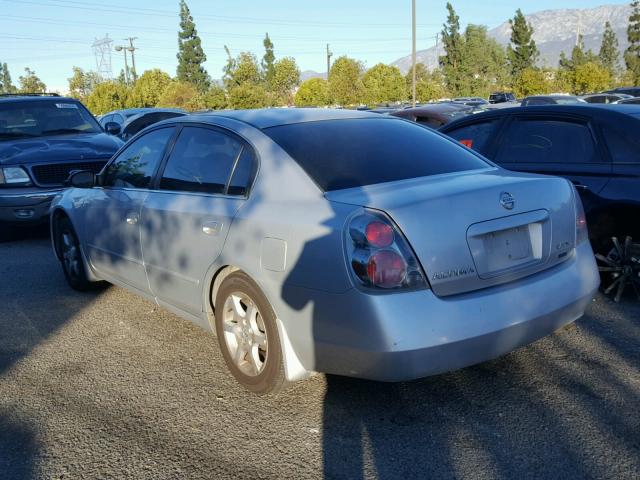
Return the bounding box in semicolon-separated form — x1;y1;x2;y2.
500;191;515;210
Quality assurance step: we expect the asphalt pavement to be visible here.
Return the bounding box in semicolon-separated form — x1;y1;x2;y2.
1;228;639;479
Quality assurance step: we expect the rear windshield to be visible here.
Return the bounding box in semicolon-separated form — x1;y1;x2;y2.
263;118;489;191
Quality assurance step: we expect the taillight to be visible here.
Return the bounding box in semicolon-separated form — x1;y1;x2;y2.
346;209;428;290
573;185;588;245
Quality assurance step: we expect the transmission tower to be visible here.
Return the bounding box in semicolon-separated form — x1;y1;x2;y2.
92;34;113;80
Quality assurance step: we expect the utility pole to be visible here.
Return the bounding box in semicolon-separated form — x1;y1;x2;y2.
576;11;582;46
434;33;439;70
126;37;138;82
326;43;333;79
114;44;129;84
412;0;417;107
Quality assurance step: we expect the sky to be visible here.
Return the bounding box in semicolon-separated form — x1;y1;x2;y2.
0;0;627;92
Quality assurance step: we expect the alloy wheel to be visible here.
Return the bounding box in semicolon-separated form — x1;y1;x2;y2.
61;229;81;280
596;236;640;303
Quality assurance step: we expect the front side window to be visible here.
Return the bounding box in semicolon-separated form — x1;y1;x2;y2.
103;127;174;188
160;127;252;195
494;119;596;164
445;119;499;154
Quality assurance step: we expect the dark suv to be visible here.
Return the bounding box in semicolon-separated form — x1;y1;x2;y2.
489;92;517;104
0;94;122;226
440;104;640;300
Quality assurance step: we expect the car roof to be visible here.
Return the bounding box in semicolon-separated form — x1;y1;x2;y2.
0;95;78;104
441;103;640;130
169;108;382;129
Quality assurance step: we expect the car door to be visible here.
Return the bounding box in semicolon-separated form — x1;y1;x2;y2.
140;125;257;315
83;126;176;293
490;114;611;212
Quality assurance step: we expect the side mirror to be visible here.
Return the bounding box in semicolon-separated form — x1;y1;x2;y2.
68;170;95;188
104;121;121;136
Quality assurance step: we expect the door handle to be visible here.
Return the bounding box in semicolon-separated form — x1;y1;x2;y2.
126;214;139;225
571;181;589;191
202;221;222;236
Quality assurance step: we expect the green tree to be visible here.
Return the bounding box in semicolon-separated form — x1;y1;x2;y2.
262;33;276;86
439;2;466;95
599;21;620;77
1;63;16;93
202;84;227;110
625;0;640;83
573;61;612;94
404;63;429;89
294;77;329;106
67;67;101;100
176;0;209;91
85;81;130;115
507;9;539;77
361;63;406;105
463;24;509;97
570;35;598;68
328;56;364;105
18;68;46;93
227;82;270;109
416;69;448;102
157;81;204;111
223;49;262;89
512;67;553;97
270;57;300;105
128;69;172;107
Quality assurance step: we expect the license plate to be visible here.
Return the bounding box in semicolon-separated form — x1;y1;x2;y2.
484;226;532;272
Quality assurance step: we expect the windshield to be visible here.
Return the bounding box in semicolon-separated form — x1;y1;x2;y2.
0;100;101;140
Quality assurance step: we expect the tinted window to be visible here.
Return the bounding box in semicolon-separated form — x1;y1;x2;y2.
416;116;444;128
160;127;245;195
494;119;596;164
445;120;499;154
603;123;640;163
263;118;489;191
228;148;257;196
103;127;174;188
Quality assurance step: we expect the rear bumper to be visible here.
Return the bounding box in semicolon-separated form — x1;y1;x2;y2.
282;241;599;381
0;188;63;223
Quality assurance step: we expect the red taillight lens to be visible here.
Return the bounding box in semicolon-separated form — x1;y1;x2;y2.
365;221;394;247
367;250;407;288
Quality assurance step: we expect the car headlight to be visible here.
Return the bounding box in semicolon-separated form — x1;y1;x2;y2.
0;167;32;186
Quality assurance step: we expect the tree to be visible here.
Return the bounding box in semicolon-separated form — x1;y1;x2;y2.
223;50;261;89
1;63;15;93
227;82;270;109
157;81;204;111
85;81;130;115
599;21;620;77
439;2;466;96
462;24;509;97
294;78;329;106
176;0;209;91
361;63;406;105
404;63;429;88
507;9;539;77
570;35;598;68
19;68;46;93
128;69;172;107
202;84;227;110
416;69;448;102
262;33;276;86
573;61;612;94
328;56;364;105
68;67;101;100
512;67;553;97
270;57;300;105
625;0;640;83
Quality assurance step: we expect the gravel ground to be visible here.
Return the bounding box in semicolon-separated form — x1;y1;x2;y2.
1;229;639;480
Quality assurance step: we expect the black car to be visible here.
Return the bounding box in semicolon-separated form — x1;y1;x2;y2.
582;93;633;104
0;94;123;226
489;92;517;104
520;95;585;106
605;86;640;97
440;104;640;300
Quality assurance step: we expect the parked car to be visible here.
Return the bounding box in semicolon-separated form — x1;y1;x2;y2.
391;103;472;128
605;86;640;97
452;97;489;107
489;92;517;104
615;97;640;105
582;93;633;104
520;95;585;106
99;107;185;132
51;108;598;393
119;109;188;141
0;94;122;226
440;104;640;301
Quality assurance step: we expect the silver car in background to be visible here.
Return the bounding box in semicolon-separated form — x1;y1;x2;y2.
50;109;600;394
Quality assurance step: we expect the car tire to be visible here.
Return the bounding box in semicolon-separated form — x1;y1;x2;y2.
214;272;286;395
55;216;92;291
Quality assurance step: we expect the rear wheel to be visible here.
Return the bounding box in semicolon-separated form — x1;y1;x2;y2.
214;272;285;395
595;236;640;302
55;216;92;291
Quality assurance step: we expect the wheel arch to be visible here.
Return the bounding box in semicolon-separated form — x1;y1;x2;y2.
587;202;640;250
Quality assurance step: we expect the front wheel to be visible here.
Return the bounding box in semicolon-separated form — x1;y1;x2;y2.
214;272;286;395
55;216;92;291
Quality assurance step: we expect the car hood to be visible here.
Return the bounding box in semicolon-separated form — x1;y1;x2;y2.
0;132;123;165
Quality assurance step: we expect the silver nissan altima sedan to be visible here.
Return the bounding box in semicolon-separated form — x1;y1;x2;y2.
50;108;600;394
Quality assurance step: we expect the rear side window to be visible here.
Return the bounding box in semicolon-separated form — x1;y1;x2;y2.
160;126;250;195
263;118;488;191
602;123;640;163
494;119;596;164
445;120;499;154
